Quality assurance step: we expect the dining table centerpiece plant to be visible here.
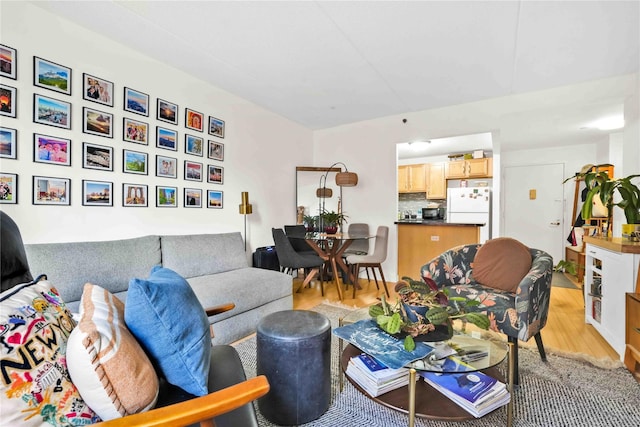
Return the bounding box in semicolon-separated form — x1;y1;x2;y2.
319;210;348;234
369;276;490;351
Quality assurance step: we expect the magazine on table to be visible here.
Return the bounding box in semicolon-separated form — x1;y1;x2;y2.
345;353;415;397
333;319;434;369
421;370;510;417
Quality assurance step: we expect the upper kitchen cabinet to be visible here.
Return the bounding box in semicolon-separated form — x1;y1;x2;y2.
445;158;493;179
398;164;427;193
426;162;446;199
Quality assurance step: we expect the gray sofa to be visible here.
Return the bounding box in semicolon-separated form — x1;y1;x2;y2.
24;232;292;345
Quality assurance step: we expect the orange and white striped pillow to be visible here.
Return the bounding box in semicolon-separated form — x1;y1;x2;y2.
67;283;159;420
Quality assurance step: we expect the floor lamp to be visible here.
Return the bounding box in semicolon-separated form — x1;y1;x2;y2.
239;191;253;251
316;162;358;233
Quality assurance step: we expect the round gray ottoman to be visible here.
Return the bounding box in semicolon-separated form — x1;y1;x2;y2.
257;310;331;425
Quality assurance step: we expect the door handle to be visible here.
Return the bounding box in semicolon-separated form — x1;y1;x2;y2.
550;221;560;226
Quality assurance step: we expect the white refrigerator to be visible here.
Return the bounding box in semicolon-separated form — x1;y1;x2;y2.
447;187;492;243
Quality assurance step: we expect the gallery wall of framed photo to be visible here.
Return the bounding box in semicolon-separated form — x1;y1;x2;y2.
1;48;227;210
0;2;311;246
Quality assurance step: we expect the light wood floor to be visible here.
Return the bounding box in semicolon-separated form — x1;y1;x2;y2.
292;272;620;362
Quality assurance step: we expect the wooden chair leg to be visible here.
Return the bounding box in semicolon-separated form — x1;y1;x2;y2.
508;336;519;386
534;332;547;362
353;264;361;299
376;265;390;297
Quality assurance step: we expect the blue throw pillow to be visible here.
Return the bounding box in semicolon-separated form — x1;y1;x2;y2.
125;266;211;396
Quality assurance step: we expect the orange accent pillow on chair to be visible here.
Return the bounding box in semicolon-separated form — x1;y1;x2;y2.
472;237;532;292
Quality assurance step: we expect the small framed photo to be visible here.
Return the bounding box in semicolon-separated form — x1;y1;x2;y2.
208;116;225;138
156;155;177;178
83;73;114;107
185;134;203;156
185;108;204;132
123;117;149;145
1;84;17;118
157;98;178;125
83;107;113;138
123;149;148;175
156;185;177;207
0;44;17;79
123;183;148;207
83;142;113;171
33;175;70;206
207;190;223;209
0;172;17;204
34;93;70;129
83;180;113;207
184;188;202;208
184;160;203;182
33;57;71;95
124;87;149;116
0;127;17;159
207;165;224;184
156;126;177;151
33;133;71;166
208;140;224;161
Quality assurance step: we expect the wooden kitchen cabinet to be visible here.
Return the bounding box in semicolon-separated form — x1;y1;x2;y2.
398;164;426;193
445;158;493;179
397;223;480;280
426;162;446;199
625;293;640;379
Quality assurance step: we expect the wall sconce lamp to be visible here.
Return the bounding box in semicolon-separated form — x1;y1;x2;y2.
317;162;358;232
239;191;253;251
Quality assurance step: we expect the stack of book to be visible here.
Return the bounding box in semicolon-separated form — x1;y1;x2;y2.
345;353;415;397
421;368;510;418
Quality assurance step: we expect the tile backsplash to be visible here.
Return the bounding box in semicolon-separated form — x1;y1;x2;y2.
398;193;444;217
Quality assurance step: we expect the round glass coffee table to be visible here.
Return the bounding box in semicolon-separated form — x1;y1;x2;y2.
338;308;514;426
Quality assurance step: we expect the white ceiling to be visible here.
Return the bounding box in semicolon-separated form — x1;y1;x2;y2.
29;1;639;157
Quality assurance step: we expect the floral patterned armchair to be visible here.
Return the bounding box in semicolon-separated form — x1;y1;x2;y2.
421;243;553;383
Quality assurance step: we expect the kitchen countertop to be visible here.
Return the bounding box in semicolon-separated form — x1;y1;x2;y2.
395;220;485;226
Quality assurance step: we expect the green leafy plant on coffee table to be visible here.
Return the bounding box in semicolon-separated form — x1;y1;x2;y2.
368;276;490;351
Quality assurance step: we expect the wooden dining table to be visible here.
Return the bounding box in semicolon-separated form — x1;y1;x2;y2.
300;232;373;300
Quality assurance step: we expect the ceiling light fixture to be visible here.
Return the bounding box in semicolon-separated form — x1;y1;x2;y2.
585;115;625;131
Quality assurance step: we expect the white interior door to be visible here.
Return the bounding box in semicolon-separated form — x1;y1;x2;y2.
502;163;565;263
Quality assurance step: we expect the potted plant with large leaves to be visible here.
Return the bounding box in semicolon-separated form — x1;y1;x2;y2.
319;210;348;234
369;276;490;351
567;167;640;239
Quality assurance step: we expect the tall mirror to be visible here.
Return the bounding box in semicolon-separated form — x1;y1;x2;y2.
296;166;342;228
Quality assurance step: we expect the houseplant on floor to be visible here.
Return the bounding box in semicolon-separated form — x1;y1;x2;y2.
567;166;640;239
369;276;490;351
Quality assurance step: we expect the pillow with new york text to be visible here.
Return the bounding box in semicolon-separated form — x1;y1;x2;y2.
124;266;211;396
472;237;532;292
0;278;100;426
66;283;159;420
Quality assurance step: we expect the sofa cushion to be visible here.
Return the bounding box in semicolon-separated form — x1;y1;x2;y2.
472;237;532;292
67;284;159;420
0;278;100;426
125;266;211;396
160;233;248;278
25;235;161;306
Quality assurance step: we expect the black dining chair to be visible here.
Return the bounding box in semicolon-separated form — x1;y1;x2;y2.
284;224;316;254
272;228;326;295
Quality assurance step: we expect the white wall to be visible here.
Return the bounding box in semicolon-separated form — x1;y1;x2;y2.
0;2;312;254
314;79;638;281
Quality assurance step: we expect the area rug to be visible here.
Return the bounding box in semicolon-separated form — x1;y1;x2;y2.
233;303;640;426
551;271;580;289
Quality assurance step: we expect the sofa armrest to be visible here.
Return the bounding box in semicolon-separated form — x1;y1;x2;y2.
513;248;554;341
94;375;269;427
